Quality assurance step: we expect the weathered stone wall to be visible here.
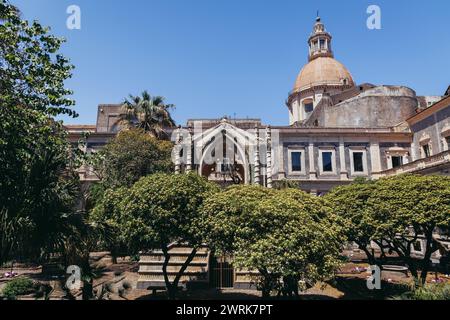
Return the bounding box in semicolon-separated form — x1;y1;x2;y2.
96;104;122;133
276;130;412;193
309;86;418;128
410;103;450;160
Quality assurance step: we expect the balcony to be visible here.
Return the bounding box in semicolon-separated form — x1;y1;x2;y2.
382;150;450;176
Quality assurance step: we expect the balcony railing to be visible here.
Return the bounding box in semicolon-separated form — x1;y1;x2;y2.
382;150;450;176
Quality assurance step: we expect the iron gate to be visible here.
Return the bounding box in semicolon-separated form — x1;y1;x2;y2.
210;256;234;288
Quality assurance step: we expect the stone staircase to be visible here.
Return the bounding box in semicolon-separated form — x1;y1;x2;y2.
137;244;210;290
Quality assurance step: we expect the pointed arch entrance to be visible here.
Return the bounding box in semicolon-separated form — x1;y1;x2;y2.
193;120;258;186
173;118;274;187
198;129;249;185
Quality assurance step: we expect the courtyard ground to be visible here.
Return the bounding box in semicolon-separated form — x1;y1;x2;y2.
1;251;449;300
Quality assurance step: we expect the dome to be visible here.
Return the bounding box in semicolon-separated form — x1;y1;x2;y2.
293;57;354;92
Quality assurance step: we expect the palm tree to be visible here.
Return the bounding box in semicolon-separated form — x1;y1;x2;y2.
120;91;176;139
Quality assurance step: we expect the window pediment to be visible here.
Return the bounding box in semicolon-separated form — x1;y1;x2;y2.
441;124;450;137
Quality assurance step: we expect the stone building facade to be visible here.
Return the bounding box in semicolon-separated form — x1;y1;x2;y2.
67;17;450;290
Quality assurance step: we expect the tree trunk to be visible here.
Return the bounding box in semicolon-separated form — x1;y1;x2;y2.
261;287;271;299
173;248;198;289
161;245;175;299
408;262;419;288
259;269;273;299
110;247;118;264
419;232;435;287
361;246;377;266
81;255;94;300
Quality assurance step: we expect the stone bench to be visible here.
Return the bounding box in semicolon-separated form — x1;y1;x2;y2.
382;265;409;277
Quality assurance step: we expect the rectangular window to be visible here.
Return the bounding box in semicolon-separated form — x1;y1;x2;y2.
304;103;314;113
322;152;333;172
291;152;302;172
391;156;403;168
352;152;364;172
446;137;450;150
320;39;325;49
422;144;431;158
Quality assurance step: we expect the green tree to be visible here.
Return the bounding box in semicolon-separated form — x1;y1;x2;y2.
92;128;173;189
369;175;450;286
272;179;300;190
0;0;80;265
201;186;343;297
327;174;450;287
200;185;277;255
0;0;75;116
325;179;380;266
116;173;218;299
120;90;175;139
89;187;129;264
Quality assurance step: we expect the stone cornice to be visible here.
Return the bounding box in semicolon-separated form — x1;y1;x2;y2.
407;95;450;125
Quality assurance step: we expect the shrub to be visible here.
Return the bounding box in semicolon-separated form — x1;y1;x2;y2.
396;283;450;300
1;277;35;300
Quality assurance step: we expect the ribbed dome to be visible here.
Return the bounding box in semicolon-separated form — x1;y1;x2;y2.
293;57;354;92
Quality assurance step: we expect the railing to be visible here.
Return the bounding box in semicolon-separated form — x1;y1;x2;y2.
382;150;450;176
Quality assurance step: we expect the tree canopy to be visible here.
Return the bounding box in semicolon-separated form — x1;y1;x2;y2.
89;187;129;263
92;128;174;189
120;90;175;139
201;185;344;297
326;174;450;286
93;173;218;299
0;0;80;265
0;0;75;116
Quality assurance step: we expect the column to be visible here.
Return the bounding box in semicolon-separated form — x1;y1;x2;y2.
266;127;272;189
339;138;347;179
174;127;181;174
254;127;260;185
308;140;316;180
186;129;193;173
369;141;382;177
410;142;418;161
403;154;409;165
277;137;285;180
386;155;393;169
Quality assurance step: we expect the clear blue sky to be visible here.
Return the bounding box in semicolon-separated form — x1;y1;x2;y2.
11;0;450;126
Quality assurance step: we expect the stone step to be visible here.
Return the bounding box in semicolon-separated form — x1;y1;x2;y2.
139;265;207;273
141;249;209;256
138;273;208;282
139;257;208;264
137;245;210;290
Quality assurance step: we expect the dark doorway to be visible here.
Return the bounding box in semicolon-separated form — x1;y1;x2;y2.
210;256;234;288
